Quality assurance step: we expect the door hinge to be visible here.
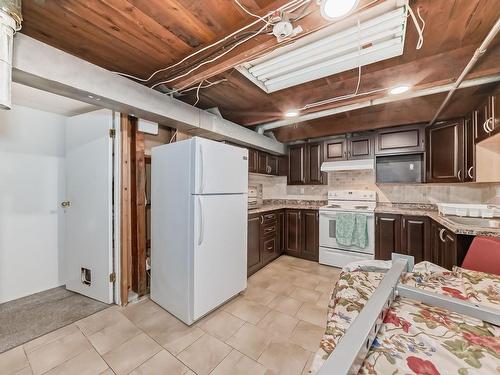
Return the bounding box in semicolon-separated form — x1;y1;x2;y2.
109;128;116;138
109;272;116;283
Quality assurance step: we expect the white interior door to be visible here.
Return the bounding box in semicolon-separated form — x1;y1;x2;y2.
193;194;247;320
64;109;114;303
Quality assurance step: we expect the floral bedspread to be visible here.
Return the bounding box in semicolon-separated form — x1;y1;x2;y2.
309;262;500;375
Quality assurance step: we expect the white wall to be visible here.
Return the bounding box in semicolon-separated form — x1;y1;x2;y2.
0;105;66;303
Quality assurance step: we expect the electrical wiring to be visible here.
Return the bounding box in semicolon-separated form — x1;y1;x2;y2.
150;21;271;89
169;129;178;143
192;80;204;107
177;79;228;95
111;0;307;83
407;5;425;49
234;0;267;22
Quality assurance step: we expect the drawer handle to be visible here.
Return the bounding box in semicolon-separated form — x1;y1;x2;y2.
467;166;474;179
265;214;275;220
267;246;273;251
439;228;446;242
265;226;275;233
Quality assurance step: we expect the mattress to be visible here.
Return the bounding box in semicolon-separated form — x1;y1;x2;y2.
309;262;500;374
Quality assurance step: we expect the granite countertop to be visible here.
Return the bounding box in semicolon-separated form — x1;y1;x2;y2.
248;199;326;214
376;203;500;238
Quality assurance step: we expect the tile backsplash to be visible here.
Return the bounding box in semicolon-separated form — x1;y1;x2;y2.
249;170;500;204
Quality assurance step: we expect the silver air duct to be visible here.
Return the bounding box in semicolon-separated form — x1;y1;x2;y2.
0;0;22;110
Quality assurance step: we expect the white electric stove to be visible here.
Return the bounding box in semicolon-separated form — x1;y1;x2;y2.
319;190;377;267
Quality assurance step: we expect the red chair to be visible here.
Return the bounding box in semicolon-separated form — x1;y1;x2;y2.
461;236;500;275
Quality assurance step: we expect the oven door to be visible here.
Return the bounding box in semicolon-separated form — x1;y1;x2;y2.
319;210;375;254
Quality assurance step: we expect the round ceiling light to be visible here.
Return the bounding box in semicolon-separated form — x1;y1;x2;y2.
389;85;411;95
285;109;299;117
320;0;360;21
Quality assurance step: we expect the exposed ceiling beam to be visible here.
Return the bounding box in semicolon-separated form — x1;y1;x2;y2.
11;33;285;155
255;74;500;132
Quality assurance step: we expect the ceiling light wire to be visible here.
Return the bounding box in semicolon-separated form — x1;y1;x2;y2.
407;5;425;49
111;0;306;83
193;80;204;107
151;21;271;89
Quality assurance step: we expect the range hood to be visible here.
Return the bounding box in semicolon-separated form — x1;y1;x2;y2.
321;159;374;172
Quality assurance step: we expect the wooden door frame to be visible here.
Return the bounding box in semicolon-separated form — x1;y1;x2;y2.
120;114;148;305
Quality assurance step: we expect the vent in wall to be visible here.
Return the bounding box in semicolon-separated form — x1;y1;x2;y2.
237;0;408;93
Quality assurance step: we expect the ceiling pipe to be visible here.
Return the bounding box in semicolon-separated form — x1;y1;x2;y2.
429;17;500;125
255;74;500;133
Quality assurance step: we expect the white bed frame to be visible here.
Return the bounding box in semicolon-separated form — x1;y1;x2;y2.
317;258;500;375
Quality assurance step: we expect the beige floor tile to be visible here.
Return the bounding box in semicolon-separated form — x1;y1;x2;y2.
76;307;124;336
13;368;33;375
242;286;278;306
197;310;245;341
314;281;334;294
284;286;321;304
267;295;303;316
103;333;161;375
290;321;324;352
136;309;204;355
0;346;29;375
177;334;231;375
99;370;115;375
301;352;316;375
44;348;108;375
314;265;342;278
315;292;333;309
226;323;271;360
23;325;79;354
257;338;311;375
211;349;268;375
292;276;320;290
26;329;91;375
265;278;293;294
295;304;328;328
87;317;141;354
129;350;189;375
120;299;164;325
257;310;299;338
223;298;270;324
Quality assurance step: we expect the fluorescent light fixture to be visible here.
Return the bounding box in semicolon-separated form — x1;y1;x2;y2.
389;85;411;94
237;0;408;93
285;109;299;117
321;0;360;21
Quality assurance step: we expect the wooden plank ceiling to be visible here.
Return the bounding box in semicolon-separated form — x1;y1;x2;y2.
22;0;500;142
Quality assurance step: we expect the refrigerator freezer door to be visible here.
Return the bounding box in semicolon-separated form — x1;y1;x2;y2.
192;137;248;195
192;194;247;321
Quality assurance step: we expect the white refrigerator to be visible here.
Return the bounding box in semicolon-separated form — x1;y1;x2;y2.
151;137;248;325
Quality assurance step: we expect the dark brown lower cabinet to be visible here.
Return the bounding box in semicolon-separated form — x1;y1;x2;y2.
376;213;472;269
247;213;262;275
285;209;319;261
247;210;283;276
302;210;319;261
375;214;401;260
401;216;430;264
376;213;429;263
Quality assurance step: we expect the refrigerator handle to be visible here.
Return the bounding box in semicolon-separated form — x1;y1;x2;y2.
199;144;204;193
198;196;204;246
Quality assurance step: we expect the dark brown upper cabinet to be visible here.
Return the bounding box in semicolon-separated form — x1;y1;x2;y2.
323;138;347;161
426;119;465;183
288;144;306;184
475;91;500;143
305;142;326;184
288;142;326;185
248;148;283;176
348;134;374;159
248;149;258;173
375;124;425;155
464;114;475;182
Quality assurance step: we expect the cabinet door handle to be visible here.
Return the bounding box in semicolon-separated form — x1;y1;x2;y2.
402;219;405;229
467;166;474;179
439;228;446;242
457;169;462;181
260;215;264;224
483;118;493;133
